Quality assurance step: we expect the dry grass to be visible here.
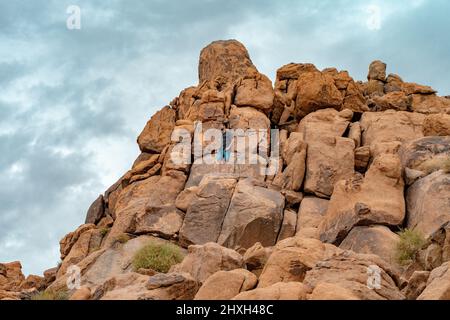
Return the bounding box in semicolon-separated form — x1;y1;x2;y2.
418;156;450;174
132;242;183;273
395;229;426;266
31;289;69;300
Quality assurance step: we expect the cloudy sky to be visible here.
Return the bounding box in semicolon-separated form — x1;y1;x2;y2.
1;0;449;275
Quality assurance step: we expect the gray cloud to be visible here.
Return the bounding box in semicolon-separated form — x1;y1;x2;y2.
0;0;449;275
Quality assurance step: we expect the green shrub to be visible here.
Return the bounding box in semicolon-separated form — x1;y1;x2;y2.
132;242;183;273
395;229;426;266
31;290;69;300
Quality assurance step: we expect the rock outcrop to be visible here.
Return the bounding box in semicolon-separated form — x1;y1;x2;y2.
3;39;450;301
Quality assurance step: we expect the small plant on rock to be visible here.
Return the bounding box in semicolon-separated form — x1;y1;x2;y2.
100;227;110;237
132;241;183;273
395;229;426;266
31;289;69;300
115;233;131;244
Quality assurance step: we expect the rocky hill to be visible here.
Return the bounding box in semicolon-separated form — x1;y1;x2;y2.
1;39;450;300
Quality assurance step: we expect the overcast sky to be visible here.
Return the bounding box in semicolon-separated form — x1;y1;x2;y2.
1;0;449;275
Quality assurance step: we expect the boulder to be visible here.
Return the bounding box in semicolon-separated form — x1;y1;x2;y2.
85;195;105;225
233;282;310;300
296;197;329;239
399;136;450;175
59;224;96;259
257;237;341;288
199;39;258;85
303;251;404;300
295;70;343;117
99;272;198;300
175;186;199;212
137;106;176;153
242;242;273;276
277;209;297;242
0;261;25;291
319;154;405;245
234;74;274;112
339;225;400;265
272;132;307;192
354;146;371;172
370;91;411;111
70;287;91;300
103;176;160;246
406;171;450;238
194;269;257;300
179;177;237;246
403;271;430;300
418;262;450;300
423;114;450;136
410;94;450;114
297;109;355;197
170;242;244;284
401;82;436;95
368;60;387;82
108;171;186;243
360;111;425;157
307;282;360;300
218;178;285;250
385;74;403;93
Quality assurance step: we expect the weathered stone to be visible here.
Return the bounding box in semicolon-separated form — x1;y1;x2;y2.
423;114;450;136
235;74;274;112
339;225;400;265
385;74;403;93
70;287;91;300
277;209;297;242
170;242;244;284
59;224;96;259
418;262;450;300
295;70;343;117
367;79;385;96
179;177;237;246
0;262;25;291
85;195;105;225
360;111;425;155
258;237;341;288
194;269;257;300
199;39;258;85
272;132;307;192
319;154;405;245
233;282;310;300
137;106;176;153
308;282;360;300
354;146;371;172
406;171;450;238
370;91;411;111
296;197;329;239
399;136;450;175
410;94;450;114
218;178;285;250
297;109;355;197
243;242;273;276
303;251;404;300
368;60;387;82
175;186;199;212
348;122;361;148
403;271;430;300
